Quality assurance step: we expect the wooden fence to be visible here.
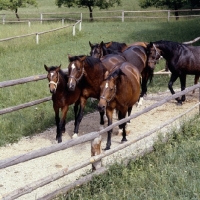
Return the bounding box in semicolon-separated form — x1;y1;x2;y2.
0;20;82;44
1;9;200;24
1;83;200;200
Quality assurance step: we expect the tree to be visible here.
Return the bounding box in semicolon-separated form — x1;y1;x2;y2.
55;0;121;21
0;0;37;21
139;0;200;19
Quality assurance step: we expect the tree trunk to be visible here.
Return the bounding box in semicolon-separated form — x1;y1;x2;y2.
15;8;20;21
88;6;93;21
174;4;179;20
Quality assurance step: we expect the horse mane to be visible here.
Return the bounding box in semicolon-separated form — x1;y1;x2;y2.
85;56;102;68
107;41;127;50
106;68;126;80
68;55;86;62
155;40;184;49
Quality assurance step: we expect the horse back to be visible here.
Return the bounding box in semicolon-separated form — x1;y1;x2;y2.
122;45;147;73
115;62;140;106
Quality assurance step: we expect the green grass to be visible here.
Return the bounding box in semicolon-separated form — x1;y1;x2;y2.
0;0;200;145
59;115;200;200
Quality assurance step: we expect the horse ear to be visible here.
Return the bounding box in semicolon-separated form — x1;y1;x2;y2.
105;41;112;48
68;54;72;62
89;41;92;47
149;42;153;47
56;65;61;72
44;64;49;71
79;56;87;62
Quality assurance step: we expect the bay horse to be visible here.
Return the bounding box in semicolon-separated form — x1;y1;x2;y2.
44;64;81;142
89;41;127;58
146;40;200;105
67;55;108;137
89;41;154;105
98;62;141;150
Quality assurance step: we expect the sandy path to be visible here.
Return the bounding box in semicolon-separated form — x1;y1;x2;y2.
0;91;199;200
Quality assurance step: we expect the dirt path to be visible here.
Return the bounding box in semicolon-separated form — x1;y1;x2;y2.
0;91;199;200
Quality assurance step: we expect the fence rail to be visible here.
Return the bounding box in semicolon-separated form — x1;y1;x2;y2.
1;9;200;24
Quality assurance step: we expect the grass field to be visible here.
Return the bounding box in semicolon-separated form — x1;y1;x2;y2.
0;0;200;146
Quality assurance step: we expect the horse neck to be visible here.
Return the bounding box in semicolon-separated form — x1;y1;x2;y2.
156;42;177;60
56;73;67;93
84;63;105;89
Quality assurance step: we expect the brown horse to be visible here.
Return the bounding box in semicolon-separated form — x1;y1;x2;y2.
146;40;200;104
67;55;108;137
44;64;81;142
89;41;154;105
98;62;141;150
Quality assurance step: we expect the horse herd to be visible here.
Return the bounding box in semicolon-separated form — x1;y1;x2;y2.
44;40;200;150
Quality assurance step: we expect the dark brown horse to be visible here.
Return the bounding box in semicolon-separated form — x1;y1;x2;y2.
67;55;108;136
89;41;154;105
44;65;81;142
146;40;200;105
98;62;141;150
89;41;127;58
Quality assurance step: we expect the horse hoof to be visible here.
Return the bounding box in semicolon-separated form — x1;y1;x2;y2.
176;101;182;106
104;147;110;151
72;133;78;138
121;139;127;143
57;138;62;143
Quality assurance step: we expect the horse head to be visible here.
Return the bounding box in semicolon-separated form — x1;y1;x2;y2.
98;70;118;112
89;41;104;58
44;64;61;94
146;42;162;69
67;55;86;91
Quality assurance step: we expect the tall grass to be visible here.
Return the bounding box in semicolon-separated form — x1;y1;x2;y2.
0;0;200;146
59;115;200;200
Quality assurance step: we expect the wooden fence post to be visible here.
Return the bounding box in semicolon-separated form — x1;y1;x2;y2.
40;13;43;24
168;10;170;21
3;15;5;24
36;33;39;44
79;21;82;31
73;25;75;36
122;10;124;22
28;21;31;27
62;18;64;26
91;135;102;171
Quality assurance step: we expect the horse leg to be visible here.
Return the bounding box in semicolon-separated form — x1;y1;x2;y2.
105;109;114;150
193;75;199;94
118;111;127;143
99;110;105;131
73;97;86;138
58;106;69;143
54;105;61;142
179;74;186;102
168;73;181;104
74;101;80;131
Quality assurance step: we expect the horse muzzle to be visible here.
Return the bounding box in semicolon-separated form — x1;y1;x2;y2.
98;102;106;113
67;83;76;91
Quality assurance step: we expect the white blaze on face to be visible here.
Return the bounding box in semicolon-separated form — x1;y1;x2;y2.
50;72;54;78
70;63;76;85
71;63;76;70
105;82;108;88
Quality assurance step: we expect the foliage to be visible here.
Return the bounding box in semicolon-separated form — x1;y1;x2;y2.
139;0;200;10
0;0;37;11
55;0;121;20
